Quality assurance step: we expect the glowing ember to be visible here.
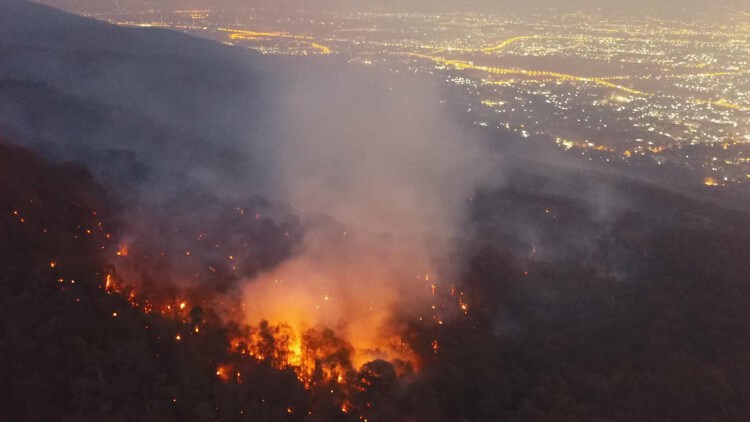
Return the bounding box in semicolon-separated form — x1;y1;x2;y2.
215;365;230;381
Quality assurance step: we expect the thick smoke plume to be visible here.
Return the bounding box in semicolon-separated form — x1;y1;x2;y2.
243;64;496;362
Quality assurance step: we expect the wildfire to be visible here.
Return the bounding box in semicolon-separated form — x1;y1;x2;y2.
86;229;475;418
58;257;472;422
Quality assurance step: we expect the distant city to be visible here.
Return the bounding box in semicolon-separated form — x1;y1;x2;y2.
93;8;750;186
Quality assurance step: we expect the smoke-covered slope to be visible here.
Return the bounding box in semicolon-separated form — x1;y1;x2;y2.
409;166;750;420
0;0;303;301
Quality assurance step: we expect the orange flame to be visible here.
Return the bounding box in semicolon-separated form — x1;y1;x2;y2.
116;245;128;257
